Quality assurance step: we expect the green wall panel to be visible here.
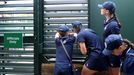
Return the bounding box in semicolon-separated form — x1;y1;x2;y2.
90;0;134;42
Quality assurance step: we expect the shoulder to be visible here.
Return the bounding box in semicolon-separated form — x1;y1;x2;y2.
108;21;118;27
106;21;120;30
126;48;134;57
77;29;88;36
80;28;94;33
127;48;134;54
77;28;97;39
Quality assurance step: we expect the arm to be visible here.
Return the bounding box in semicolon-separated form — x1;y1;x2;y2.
79;42;87;55
68;33;77;38
111;26;120;34
77;33;87;55
110;22;120;34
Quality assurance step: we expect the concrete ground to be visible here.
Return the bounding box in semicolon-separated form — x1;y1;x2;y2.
41;63;109;75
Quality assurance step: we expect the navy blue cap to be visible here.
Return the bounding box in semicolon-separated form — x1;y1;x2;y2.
57;25;69;32
72;21;82;28
103;34;122;56
98;1;116;13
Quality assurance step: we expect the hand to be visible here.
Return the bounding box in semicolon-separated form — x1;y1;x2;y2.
72;64;78;71
55;32;60;38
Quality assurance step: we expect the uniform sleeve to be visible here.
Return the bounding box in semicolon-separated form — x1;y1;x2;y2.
69;33;77;42
71;36;76;43
122;56;134;74
77;34;85;42
55;38;58;45
110;22;120;34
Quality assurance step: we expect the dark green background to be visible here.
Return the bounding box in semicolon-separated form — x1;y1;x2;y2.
4;33;23;48
89;0;134;42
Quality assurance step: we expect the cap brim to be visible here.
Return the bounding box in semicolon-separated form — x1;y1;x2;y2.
56;28;63;32
102;48;112;56
98;4;103;8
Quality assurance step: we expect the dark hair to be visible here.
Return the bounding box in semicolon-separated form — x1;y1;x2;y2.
113;13;121;28
123;39;134;49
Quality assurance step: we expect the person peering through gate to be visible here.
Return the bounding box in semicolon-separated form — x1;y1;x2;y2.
71;21;108;75
54;25;77;75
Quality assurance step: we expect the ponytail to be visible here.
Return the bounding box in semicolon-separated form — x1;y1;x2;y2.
123;39;134;49
113;13;121;28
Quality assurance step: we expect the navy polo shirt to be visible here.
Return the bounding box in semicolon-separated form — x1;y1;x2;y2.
103;17;121;40
77;28;103;57
55;35;75;64
121;48;134;75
